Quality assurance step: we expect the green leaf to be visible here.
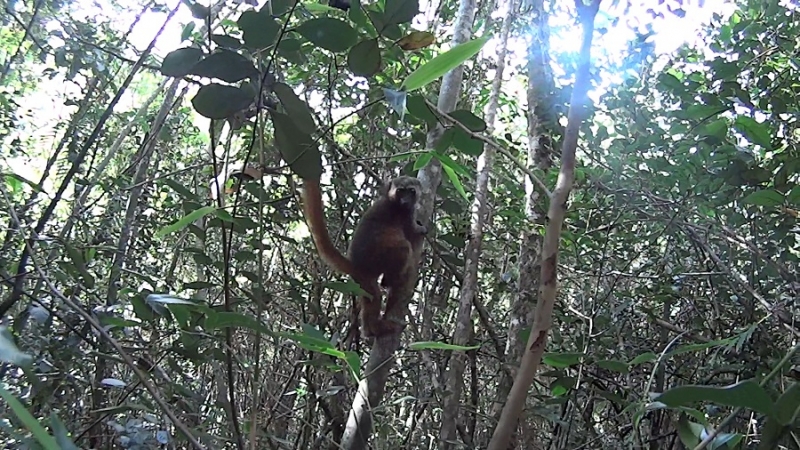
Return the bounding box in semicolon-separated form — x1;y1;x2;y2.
214;208;234;222
596;359;630;374
50;413;80;450
629;352;658;365
433;151;469;176
146;294;200;306
237;10;281;49
452;128;484;156
160;47;204;78
303;3;340;13
406;94;436;125
760;413;790;450
97;316;142;329
155;205;216;238
542;352;585;368
189;50;257;83
742;189;783;207
211;34;243;49
0;326;32;366
449;109;486;132
383;0;419;26
265;0;296;16
295;18;358;53
2;172;44;193
270;111;323;180
401;35;490;92
774;383;800;426
180;22;196;42
675;105;727;121
676;416;701;449
324;280;369;297
442;164;467;200
408;341;481;351
163;179;196;199
413;152;434;171
788;186;800;205
204;311;273;335
63;241;95;289
191;83;253;120
654;380;774;418
273;82;317;134
348;0;370;30
0;386;60;450
347;38;382;77
734;116;772;149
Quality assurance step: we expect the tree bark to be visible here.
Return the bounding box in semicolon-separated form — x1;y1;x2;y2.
488;2;602;449
486;0;553;445
438;0;517;446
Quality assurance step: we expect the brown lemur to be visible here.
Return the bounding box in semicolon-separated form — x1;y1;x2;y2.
302;176;427;337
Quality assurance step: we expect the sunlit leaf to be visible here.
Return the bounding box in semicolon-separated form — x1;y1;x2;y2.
383;87;406;118
734;116;772;149
442;164;467;200
397;31;435;50
0;326;32;366
596;359;630;374
401;35;490;92
155;205;216;238
542;352;585;368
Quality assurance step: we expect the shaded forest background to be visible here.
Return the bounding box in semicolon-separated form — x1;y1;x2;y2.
0;0;799;448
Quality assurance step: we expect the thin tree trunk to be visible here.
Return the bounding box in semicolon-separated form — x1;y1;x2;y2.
488;2;601;449
486;0;552;446
438;0;516;445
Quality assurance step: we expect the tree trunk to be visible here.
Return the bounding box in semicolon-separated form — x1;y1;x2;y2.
438;0;517;446
488;2;602;449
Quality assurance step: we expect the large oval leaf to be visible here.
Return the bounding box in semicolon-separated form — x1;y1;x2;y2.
401;35;490;92
348;38;381;77
272;82;317;134
191;83;253;120
295;18;358;53
270;111;322;180
237;10;281;49
384;0;419;26
742;189;783;207
160;47;204;77
190;50;257;83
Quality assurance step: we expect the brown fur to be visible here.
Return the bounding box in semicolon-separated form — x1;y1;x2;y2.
302;176;425;337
